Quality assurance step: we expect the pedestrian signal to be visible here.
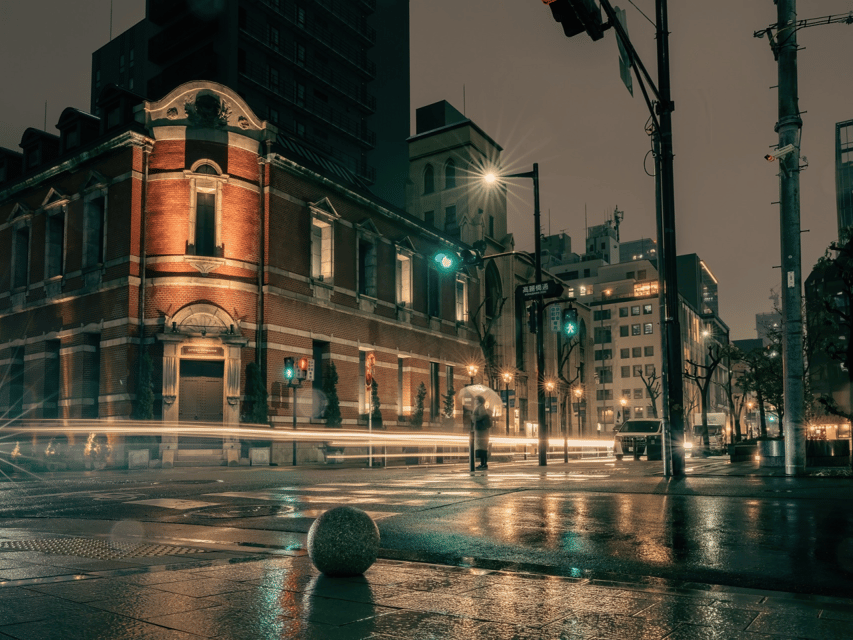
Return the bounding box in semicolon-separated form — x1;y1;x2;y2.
283;357;295;381
563;308;579;337
296;357;310;380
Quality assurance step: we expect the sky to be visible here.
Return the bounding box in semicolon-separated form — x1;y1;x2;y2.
1;1;851;339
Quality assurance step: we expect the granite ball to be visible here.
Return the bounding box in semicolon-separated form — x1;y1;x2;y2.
307;506;380;576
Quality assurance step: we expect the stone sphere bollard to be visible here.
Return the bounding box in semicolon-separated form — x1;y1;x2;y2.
307;506;380;576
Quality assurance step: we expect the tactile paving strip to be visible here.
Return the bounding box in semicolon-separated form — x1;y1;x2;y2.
0;538;214;560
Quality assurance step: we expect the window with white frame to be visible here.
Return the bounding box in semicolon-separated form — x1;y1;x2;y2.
455;277;468;322
396;252;412;306
187;161;224;258
311;219;333;281
12;225;30;289
83;194;106;267
358;237;377;297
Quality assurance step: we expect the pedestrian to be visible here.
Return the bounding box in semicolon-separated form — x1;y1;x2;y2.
472;395;491;469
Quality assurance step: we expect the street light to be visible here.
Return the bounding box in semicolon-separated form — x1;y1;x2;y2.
502;371;513;435
467;364;478;386
485;163;547;465
620;397;628;423
546;380;555;437
574;386;583;437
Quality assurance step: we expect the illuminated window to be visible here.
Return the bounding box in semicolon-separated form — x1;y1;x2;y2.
311;219;333;281
455;277;468;322
631;306;641;316
632;324;641;336
644;323;654;335
396;252;412;306
643;304;653;314
633;281;659;296
187;161;224;258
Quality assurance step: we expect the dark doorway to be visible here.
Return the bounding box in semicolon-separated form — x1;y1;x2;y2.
179;359;224;448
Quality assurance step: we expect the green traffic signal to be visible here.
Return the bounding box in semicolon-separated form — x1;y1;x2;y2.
284;357;295;381
433;251;460;273
563;308;579;337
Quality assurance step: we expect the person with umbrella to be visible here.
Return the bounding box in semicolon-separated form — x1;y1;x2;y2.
472;395;492;469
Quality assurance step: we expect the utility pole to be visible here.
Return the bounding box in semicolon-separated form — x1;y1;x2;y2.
653;0;686;477
775;0;807;475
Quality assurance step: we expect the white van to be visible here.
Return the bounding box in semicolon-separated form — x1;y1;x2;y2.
614;419;664;460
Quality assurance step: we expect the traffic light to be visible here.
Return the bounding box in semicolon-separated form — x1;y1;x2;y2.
543;0;607;41
563;307;579;337
433;248;483;273
296;357;310;380
283;357;295;382
527;304;537;333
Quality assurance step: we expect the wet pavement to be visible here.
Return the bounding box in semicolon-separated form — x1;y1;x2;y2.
1;457;852;638
1;520;852;640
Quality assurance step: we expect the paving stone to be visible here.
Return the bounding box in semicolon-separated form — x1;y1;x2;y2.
543;610;676;639
0;565;81;580
25;578;149;602
747;611;853;639
662;623;791;640
0;593;90;625
150;576;254;598
87;589;222;619
0;608;200;640
633;600;760;630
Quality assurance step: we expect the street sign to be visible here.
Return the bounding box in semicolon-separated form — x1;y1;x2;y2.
549;305;562;333
518;280;564;300
615;6;633;96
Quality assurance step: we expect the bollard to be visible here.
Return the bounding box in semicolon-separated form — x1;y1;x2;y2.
469;429;475;472
307;506;379;576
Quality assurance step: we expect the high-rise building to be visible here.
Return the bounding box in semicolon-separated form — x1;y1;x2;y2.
836;118;853;238
91;0;410;208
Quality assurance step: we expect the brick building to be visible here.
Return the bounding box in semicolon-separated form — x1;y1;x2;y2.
0;81;481;464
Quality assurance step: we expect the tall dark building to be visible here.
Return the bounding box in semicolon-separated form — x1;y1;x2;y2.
837;118;853;238
91;0;410;208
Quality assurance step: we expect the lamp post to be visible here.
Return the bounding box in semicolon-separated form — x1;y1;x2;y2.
502;371;513;435
486;163;547;465
620;397;628;424
467;364;478;386
545;380;555;454
574;387;583;437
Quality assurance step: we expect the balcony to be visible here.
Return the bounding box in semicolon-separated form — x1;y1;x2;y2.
148;17;216;65
240;61;376;148
258;0;375;79
314;0;376;46
240;18;375;112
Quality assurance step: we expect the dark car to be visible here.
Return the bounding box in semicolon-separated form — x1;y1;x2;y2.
614;419;663;460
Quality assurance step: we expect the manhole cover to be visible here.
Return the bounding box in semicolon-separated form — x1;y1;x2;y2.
0;538;214;560
186;504;297;519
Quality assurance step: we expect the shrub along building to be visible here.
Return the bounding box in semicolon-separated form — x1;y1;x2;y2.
0;81;484;465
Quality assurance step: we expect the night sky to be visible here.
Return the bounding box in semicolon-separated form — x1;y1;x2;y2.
1;1;851;339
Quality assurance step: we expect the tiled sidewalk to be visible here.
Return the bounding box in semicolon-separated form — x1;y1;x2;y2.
1;535;852;640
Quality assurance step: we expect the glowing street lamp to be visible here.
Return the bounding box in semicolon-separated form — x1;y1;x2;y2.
545;380;555;436
502;371;513;435
467;364;478;385
574;386;583;437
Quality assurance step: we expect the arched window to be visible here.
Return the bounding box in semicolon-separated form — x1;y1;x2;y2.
423;165;434;194
485;261;502;318
444;159;456;189
188;160;224;258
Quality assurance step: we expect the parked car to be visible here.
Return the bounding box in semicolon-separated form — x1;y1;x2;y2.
614;419;664;460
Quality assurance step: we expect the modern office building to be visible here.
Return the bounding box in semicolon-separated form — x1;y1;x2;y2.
836;118;853;238
91;0;410;208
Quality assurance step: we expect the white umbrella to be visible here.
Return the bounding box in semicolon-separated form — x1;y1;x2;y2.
457;384;503;417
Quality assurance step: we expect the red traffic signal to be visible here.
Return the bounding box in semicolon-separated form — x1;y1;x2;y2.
543;0;607;41
296;357;310;380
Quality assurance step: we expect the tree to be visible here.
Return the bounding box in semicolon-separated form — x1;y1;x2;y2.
370;378;382;426
684;344;724;455
809;233;853;425
443;379;455;420
469;295;506;388
410;382;427;428
557;332;581;435
323;361;342;427
244;362;268;424
134;348;154;420
639;366;662;419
